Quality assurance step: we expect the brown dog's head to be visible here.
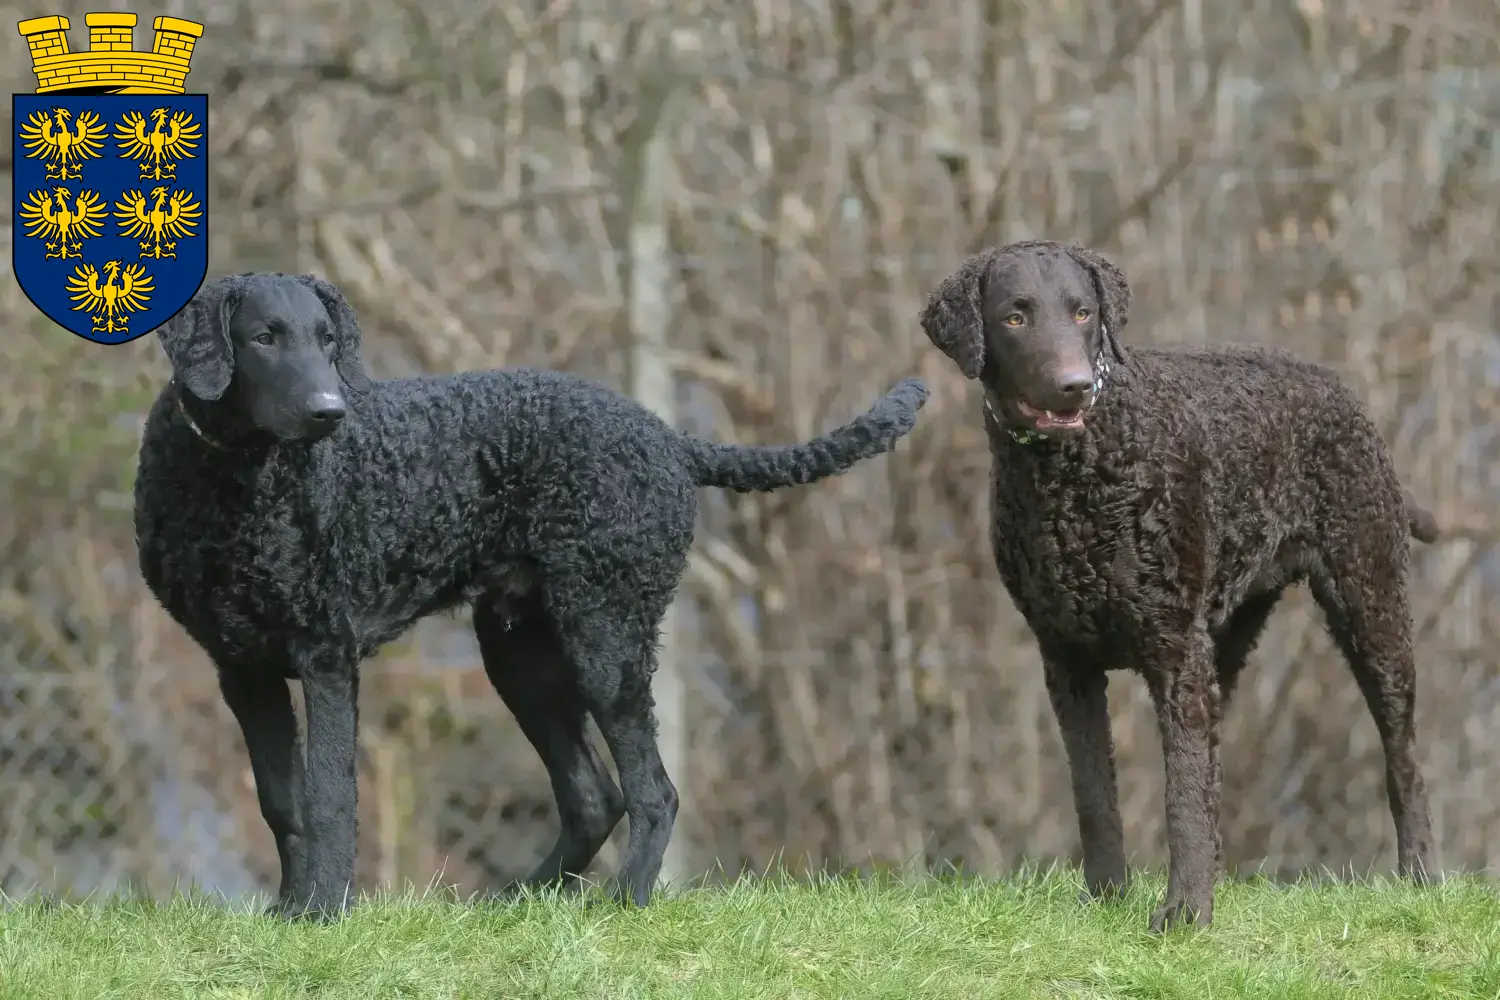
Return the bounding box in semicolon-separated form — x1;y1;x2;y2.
919;241;1129;437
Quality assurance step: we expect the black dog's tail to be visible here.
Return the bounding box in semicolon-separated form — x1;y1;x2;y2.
682;377;929;492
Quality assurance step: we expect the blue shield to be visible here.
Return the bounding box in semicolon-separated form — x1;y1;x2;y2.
12;93;208;345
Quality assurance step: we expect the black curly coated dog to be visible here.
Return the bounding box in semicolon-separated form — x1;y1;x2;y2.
920;241;1438;932
134;271;929;919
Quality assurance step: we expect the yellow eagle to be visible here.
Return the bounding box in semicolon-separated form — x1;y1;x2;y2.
115;186;203;260
18;186;108;260
66;260;155;336
115;108;202;182
19;108;107;181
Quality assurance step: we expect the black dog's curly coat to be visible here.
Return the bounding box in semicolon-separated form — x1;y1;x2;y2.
920;241;1437;932
135;271;929;918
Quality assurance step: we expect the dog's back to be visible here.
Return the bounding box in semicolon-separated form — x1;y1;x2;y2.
1110;343;1408;519
988;342;1417;643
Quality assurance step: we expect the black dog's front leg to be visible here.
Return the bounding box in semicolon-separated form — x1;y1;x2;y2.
217;664;306;911
283;655;360;920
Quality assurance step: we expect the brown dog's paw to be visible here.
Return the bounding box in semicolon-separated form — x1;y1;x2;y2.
1149;897;1211;933
1400;855;1438;885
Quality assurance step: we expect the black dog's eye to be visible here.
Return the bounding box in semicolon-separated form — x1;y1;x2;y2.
1074;307;1092;322
1003;313;1024;327
322;329;336;346
253;331;274;346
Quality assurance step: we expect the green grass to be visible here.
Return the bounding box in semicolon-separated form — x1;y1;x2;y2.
2;870;1498;999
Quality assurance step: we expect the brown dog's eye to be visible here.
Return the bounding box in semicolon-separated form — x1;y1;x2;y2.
254;332;274;346
1003;313;1024;327
1074;308;1091;322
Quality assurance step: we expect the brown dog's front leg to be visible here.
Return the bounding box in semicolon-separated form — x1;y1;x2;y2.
1044;660;1128;901
1145;630;1220;932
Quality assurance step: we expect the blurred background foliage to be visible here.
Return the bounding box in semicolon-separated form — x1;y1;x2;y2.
0;0;1496;902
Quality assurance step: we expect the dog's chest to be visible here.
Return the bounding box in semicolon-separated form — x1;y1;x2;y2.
988;462;1144;652
145;476;340;661
228;520;331;643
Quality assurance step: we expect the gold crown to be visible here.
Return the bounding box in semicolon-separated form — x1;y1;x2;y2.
18;12;203;95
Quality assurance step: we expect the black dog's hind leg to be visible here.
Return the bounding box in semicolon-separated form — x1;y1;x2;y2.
217;665;306;911
288;653;361;919
562;613;678;908
474;600;625;892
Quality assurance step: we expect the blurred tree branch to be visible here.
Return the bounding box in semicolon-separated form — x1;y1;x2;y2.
258;181;613;224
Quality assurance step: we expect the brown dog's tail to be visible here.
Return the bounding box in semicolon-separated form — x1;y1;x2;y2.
1405;489;1440;543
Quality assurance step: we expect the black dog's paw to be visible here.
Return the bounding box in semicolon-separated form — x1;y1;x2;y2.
566;879;649;911
1077;877;1130;906
481;877;609;907
581;893;616;912
479;880;563;906
608;878;657;909
266;894;350;923
480;882;527;904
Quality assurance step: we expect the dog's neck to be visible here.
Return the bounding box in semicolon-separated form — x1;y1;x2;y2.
984;334;1115;447
170;379;276;455
171;381;234;450
170;381;346;480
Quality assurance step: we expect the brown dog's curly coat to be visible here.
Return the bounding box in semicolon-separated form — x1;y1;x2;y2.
920;240;1437;932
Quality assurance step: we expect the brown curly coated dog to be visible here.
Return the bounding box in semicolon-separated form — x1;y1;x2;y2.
920;240;1438;932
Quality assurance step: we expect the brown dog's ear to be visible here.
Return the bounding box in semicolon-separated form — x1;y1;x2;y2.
293;273;373;402
155;275;243;400
919;250;994;379
1065;245;1131;364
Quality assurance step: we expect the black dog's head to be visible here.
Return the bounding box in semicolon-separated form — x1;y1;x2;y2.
156;272;372;445
919;241;1130;437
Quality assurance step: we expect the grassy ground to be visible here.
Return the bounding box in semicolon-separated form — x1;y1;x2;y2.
1;870;1497;999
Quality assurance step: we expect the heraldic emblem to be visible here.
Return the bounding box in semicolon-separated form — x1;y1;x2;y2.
12;12;207;345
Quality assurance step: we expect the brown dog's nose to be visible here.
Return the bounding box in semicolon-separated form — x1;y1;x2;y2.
1054;367;1094;407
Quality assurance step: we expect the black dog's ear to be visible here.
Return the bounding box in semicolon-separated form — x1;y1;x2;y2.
919;250;994;379
155;275;241;400
294;273;373;401
1065;245;1131;365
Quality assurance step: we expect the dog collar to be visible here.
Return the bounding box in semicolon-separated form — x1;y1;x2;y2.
171;380;232;450
986;334;1114;446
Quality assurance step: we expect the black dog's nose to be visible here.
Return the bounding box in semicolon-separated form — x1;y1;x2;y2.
307;394;347;424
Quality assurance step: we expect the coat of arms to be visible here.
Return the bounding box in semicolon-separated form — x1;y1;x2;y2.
12;12;207;345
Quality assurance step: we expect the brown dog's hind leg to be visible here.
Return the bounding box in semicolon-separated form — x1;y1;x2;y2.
1209;587;1286;869
1309;554;1436;883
